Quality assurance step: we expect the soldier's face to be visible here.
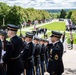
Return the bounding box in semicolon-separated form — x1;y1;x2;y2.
25;37;32;42
45;42;48;46
51;36;59;43
51;37;56;43
7;30;13;37
0;35;4;41
40;41;44;44
33;40;38;44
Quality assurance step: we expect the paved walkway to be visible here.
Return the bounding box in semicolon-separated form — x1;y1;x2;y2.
62;38;76;75
63;49;76;75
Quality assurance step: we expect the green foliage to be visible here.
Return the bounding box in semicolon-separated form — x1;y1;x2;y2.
6;5;25;25
51;13;60;19
67;11;72;19
0;2;10;25
60;9;66;18
71;10;76;25
0;2;51;26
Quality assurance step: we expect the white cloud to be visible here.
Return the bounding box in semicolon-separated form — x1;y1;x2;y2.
53;0;64;3
0;0;76;9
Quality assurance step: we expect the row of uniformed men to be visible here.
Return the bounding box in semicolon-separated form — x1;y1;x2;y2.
0;24;64;75
21;32;50;75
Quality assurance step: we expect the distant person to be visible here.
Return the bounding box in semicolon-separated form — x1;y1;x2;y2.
44;34;48;39
61;31;65;43
70;38;73;50
44;28;47;39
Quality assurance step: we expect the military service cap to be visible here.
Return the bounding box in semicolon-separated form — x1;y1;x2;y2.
50;31;62;38
7;24;19;31
0;30;7;36
44;39;49;43
25;32;34;38
40;38;45;42
33;36;40;41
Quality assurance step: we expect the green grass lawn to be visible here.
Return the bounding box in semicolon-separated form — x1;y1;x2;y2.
38;22;66;31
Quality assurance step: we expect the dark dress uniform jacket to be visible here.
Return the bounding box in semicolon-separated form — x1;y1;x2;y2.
0;40;3;75
40;44;46;62
34;44;41;66
22;42;35;70
3;36;24;75
47;41;64;74
45;45;49;61
0;40;2;61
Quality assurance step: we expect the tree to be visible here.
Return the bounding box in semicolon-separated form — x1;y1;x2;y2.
6;5;25;25
67;11;72;19
0;2;51;26
71;10;76;25
60;9;66;18
0;2;10;26
57;14;60;18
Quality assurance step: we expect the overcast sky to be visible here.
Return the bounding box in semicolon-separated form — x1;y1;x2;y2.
0;0;76;9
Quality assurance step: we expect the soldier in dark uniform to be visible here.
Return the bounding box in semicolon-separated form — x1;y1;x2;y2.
44;28;46;39
0;39;4;75
44;39;49;71
0;40;3;75
47;31;64;75
61;31;65;43
40;38;46;75
3;24;24;75
33;36;41;75
0;30;7;75
21;35;26;43
22;32;35;75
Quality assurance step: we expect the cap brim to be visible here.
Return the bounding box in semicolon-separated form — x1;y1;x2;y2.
50;34;61;38
50;35;53;37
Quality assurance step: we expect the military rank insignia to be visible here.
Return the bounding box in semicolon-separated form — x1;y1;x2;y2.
54;54;58;60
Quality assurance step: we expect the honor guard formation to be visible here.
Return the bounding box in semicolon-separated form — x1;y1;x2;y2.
0;24;64;75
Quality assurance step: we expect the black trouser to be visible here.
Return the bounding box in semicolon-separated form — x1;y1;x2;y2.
6;69;21;75
50;73;62;75
0;64;6;75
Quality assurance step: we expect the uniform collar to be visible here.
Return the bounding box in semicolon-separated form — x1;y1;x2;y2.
27;41;32;44
53;41;59;45
10;35;17;41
